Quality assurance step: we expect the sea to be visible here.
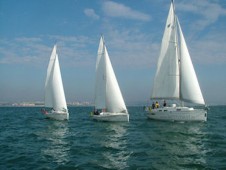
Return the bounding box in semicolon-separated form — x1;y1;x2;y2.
0;106;226;170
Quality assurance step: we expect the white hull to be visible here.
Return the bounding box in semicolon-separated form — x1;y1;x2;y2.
45;111;69;121
147;107;207;122
92;112;129;122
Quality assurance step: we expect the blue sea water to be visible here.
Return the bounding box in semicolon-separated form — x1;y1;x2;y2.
0;106;226;169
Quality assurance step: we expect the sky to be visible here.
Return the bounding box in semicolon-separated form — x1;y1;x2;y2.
0;0;226;105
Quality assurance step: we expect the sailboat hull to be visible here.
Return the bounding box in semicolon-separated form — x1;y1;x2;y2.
45;111;69;121
147;107;207;122
92;112;129;122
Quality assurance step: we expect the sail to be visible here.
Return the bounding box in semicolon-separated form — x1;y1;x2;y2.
45;45;68;111
178;20;205;105
104;46;127;113
94;36;127;113
95;37;106;109
45;45;56;108
151;2;180;99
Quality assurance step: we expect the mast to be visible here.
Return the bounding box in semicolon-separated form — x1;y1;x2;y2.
176;16;183;105
172;0;184;105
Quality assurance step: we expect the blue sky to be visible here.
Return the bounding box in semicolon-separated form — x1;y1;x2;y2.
0;0;226;105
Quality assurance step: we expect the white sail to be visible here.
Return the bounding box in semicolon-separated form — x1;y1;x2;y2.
178;20;205;105
95;37;106;109
95;37;127;113
151;1;204;105
45;45;67;111
105;46;127;113
151;2;180;99
45;45;56;108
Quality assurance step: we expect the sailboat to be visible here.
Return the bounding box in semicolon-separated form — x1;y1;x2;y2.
147;1;207;121
92;36;129;122
42;45;69;120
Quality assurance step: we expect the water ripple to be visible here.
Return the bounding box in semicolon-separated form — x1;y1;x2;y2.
0;106;226;169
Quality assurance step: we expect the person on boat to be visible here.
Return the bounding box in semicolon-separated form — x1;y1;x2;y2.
152;102;155;109
163;100;167;107
94;109;100;115
155;101;159;108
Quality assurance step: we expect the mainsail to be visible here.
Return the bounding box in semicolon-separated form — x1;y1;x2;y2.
151;2;179;100
95;37;106;109
151;2;205;105
95;37;127;113
45;45;68;111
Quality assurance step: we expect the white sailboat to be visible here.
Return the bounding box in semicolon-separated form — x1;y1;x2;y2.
147;1;207;121
42;45;69;120
92;36;129;122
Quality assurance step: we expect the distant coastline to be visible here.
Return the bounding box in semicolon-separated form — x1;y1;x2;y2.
1;102;224;107
0;101;147;107
0;101;93;107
